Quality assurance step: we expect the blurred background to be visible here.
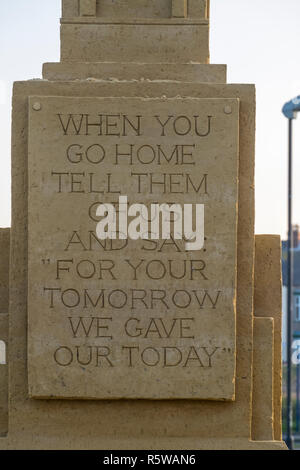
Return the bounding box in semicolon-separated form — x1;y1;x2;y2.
1;0;300;446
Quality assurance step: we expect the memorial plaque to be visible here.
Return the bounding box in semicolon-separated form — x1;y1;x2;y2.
28;96;239;400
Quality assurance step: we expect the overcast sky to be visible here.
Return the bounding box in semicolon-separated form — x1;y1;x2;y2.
1;0;300;238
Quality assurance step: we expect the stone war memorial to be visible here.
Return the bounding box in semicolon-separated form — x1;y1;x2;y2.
0;0;288;450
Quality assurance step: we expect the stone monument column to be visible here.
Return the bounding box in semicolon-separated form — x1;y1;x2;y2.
0;0;287;449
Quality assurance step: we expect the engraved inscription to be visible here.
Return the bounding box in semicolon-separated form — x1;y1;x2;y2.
28;97;239;400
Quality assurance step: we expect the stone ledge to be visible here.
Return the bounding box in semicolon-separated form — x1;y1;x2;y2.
43;62;227;83
61;17;209;25
0;436;288;450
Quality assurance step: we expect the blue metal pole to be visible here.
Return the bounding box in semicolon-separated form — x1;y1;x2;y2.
286;118;294;449
296;364;300;433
